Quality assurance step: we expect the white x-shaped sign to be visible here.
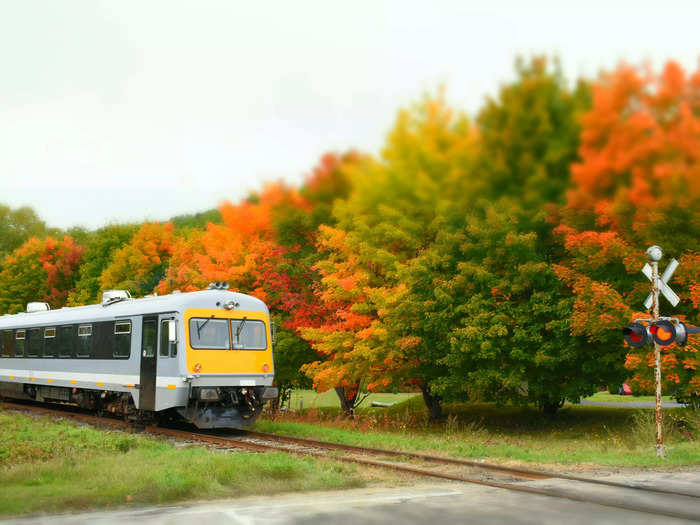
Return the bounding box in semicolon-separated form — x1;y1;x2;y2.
642;259;680;309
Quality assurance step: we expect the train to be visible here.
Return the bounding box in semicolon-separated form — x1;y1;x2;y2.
0;283;278;428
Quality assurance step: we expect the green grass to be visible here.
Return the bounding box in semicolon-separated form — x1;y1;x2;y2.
263;393;700;468
285;389;675;410
0;409;368;517
582;392;676;403
286;390;418;411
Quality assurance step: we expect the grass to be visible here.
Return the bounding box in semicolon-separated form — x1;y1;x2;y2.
284;389;675;411
286;390;418;411
262;391;700;468
0;408;369;517
582;392;676;403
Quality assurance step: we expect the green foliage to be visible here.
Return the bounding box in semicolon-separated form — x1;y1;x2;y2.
426;204;624;407
271;321;314;393
169;208;222;230
0;204;54;262
66;224;139;306
476;57;590;210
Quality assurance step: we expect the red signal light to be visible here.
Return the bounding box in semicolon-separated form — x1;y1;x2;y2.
622;322;649;348
628;331;643;343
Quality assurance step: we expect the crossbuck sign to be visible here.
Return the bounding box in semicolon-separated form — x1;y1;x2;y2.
642;258;680;309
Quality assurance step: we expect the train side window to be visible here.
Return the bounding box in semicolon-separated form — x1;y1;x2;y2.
159;320;176;357
142;321;156;357
58;326;73;358
15;330;25;357
0;331;4;357
27;328;42;357
114;321;131;359
3;331;13;357
43;327;56;357
77;324;92;358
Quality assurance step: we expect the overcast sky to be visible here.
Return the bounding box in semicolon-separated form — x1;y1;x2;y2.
1;0;698;230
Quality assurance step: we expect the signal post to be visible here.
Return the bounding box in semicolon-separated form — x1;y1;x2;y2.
622;246;699;458
648;247;664;458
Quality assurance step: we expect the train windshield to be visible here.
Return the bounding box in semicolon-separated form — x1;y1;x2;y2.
231;319;267;350
189;318;230;349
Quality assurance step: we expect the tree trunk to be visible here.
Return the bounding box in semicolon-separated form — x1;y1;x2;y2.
268;385;292;414
420;384;443;422
334;386;358;418
538;397;564;418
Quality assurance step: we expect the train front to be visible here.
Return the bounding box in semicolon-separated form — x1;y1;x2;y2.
177;288;278;428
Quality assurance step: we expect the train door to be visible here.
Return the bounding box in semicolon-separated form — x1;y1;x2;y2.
139;316;158;411
157;314;177;382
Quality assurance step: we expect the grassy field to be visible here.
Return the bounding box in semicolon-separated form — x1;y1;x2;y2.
0;408;372;517
284;389;676;410
286;389;417;411
583;392;676;403
262;392;700;468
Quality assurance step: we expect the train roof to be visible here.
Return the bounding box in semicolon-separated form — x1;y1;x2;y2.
0;290;269;329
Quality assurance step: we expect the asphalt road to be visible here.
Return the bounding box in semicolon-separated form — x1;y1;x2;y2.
5;471;700;524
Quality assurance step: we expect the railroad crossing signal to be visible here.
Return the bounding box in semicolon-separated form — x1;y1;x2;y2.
623;319;700;347
625;245;690;459
642;257;679;309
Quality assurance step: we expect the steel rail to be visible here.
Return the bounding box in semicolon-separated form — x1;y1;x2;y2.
155;426;700;521
239;429;700;498
2;400;699;521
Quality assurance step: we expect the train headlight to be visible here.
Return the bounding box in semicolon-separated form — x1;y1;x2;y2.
262;363;270;373
199;388;220;401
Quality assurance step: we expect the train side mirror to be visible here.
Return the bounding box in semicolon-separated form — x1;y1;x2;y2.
168;320;177;343
271;321;277;345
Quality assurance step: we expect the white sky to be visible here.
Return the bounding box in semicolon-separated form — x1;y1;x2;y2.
0;0;698;229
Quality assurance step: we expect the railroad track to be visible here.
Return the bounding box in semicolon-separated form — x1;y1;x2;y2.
3;400;700;521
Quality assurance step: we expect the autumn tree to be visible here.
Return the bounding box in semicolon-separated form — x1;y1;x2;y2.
66;224;139;305
99;222;175;297
557;61;700;403
0;236;84;314
299;94;479;416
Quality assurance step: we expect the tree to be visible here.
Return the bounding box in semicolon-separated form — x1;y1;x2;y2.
66;224;139;305
477;57;590;211
557;61;700;403
436;205;622;415
0;236;84;314
299;94;479;417
169;208;222;230
0;204;54;262
305;60;590;418
99;222;175;297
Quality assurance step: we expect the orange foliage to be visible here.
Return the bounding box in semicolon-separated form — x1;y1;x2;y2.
157;183;322;327
0;236;84;313
558;61;700;398
565;61;700;237
99;222;175;296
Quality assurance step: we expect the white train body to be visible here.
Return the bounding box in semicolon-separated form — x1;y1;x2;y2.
0;288;278;428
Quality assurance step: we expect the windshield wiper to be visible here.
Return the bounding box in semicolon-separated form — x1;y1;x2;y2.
197;316;213;338
234;317;248;346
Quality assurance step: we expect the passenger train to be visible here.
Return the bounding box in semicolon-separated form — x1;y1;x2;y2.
0;284;278;428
